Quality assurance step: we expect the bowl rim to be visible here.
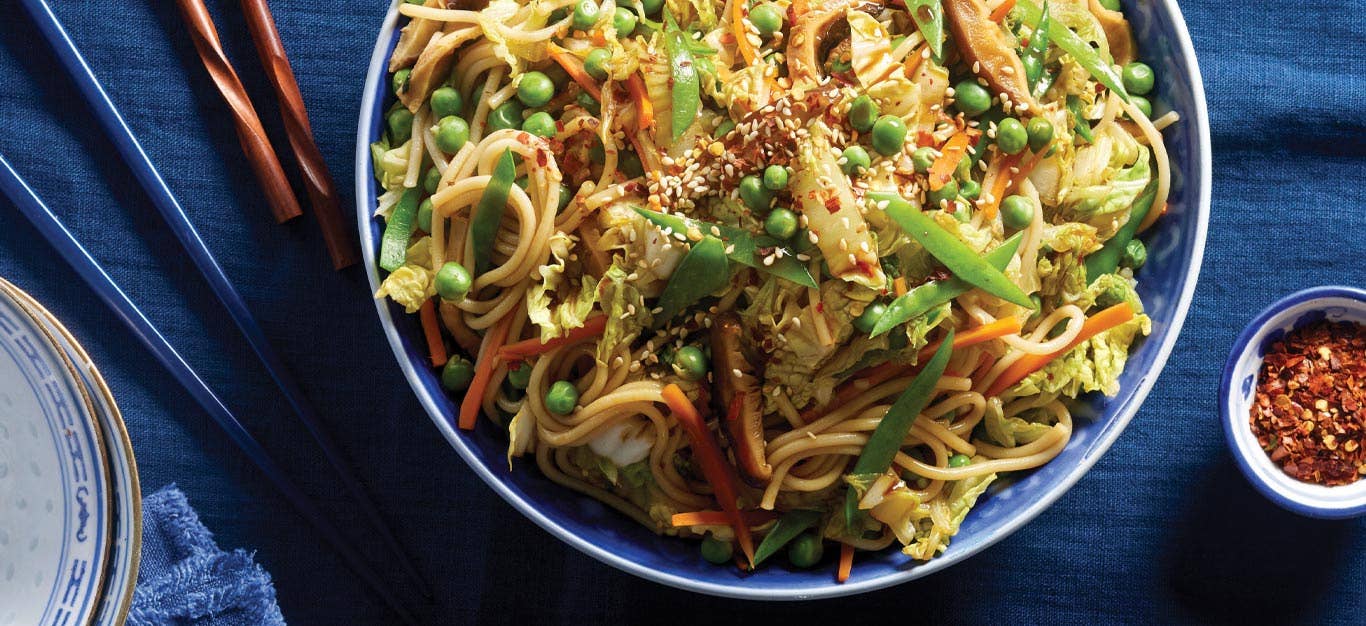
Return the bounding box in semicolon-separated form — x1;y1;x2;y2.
355;0;1213;600
1219;285;1366;519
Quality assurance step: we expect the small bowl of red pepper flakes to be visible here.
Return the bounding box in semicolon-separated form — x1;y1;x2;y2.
1222;286;1366;518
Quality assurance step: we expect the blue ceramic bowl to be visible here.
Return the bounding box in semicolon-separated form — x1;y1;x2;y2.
355;0;1211;599
1220;286;1366;519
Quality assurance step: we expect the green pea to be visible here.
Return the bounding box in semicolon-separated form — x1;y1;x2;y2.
1122;62;1154;96
1026;117;1054;152
853;302;887;334
430;86;463;118
612;7;638;35
749;3;784;37
1098;0;1120;8
1000;194;1035;230
953;80;992;117
739;175;772;211
417;197;434;233
927;179;958;209
641;0;664;14
387;106;414;141
847;95;879;133
870;115;907;156
764;208;799;240
911;146;936;174
1122;239;1147;270
671;345;709;381
507;363;532;389
545;380;580;415
1129;95;1153;119
787;533;824;568
840;146;871;175
575;90;600;115
391;69;411;96
995;117;1028;155
441;357;475;391
584;47;611;80
762;164;789;190
423;167;442;194
557;182;574;212
522;111;558;138
700;535;733;565
434;262;473;300
949;453;971;468
488;101;525;132
572;0;600;30
959;179;981;201
516;71;556;107
435;115;470;152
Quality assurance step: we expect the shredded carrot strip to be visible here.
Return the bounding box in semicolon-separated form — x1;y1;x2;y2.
980;152;1025;220
800;318;1023;422
837;543;854;583
928;133;971;191
458;314;514;430
986;303;1136;397
971;352;997;381
420;299;448;367
497;315;607;361
670;510;778;527
893;277;907;296
989;0;1017;22
625;73;654;134
732;0;758;65
916;317;1022;362
662;384;756;566
547;43;602;101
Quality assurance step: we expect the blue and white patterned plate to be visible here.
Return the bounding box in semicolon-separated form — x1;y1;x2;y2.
0;283;112;626
0;280;142;624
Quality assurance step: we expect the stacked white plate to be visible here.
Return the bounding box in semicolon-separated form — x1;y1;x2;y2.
0;278;140;626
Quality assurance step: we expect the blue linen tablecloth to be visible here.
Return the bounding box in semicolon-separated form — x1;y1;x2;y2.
0;0;1362;623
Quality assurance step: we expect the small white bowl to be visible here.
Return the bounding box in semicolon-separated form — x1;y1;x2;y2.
1221;286;1366;519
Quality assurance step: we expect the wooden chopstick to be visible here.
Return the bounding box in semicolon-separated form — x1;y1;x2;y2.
172;0;302;224
0;152;418;626
239;0;358;270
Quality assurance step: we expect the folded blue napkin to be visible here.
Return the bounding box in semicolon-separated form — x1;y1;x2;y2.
127;485;286;626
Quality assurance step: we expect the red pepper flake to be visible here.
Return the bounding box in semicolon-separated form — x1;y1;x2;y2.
1250;320;1366;486
824;196;840;213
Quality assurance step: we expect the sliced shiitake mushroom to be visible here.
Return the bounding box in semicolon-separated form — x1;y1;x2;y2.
710;313;772;484
943;0;1039;113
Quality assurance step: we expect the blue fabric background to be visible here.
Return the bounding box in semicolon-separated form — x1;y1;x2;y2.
0;0;1362;623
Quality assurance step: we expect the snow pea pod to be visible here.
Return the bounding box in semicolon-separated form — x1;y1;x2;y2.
1066;95;1094;143
1014;0;1129;101
665;15;699;140
872;191;1034;308
471;149;517;274
871;232;1024;336
843;331;954;527
653;235;729;328
752;509;823;566
1084;178;1157;283
907;0;946;61
1022;3;1050;95
634;207;817;288
379;187;421;272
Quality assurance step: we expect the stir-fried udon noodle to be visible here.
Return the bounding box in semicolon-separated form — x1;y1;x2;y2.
373;0;1175;574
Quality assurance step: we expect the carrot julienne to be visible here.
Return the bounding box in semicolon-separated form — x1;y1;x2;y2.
986;302;1136;397
662;384;756;566
547;42;602;100
893;276;908;296
670;510;779;527
497;315;607;361
459;314;514;430
420;299;448;367
989;0;1017;22
927;132;971;191
980;152;1024;220
732;0;758;65
626;73;654;133
837;542;854;583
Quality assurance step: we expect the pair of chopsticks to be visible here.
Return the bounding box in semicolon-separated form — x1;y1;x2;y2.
14;0;425;621
173;0;356;270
